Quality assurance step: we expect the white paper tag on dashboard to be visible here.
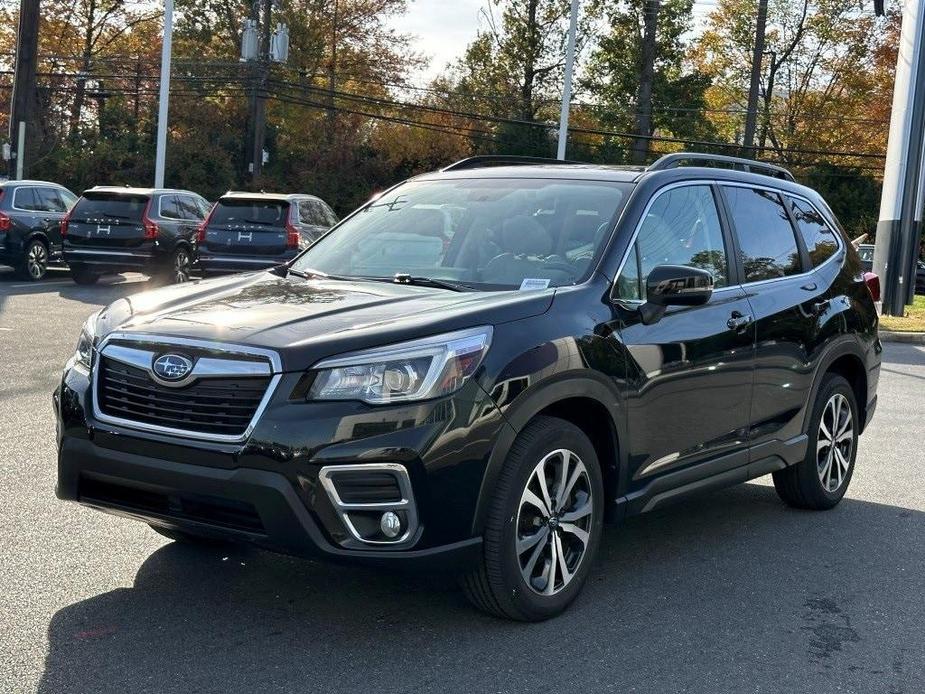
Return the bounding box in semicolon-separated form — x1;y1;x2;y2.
519;278;550;291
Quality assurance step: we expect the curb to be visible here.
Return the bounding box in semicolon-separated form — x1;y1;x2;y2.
880;330;925;344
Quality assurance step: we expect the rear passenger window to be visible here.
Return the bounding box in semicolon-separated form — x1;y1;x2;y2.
787;196;839;267
616;185;728;301
36;187;67;213
723;186;802;282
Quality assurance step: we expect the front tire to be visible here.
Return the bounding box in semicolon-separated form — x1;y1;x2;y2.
773;373;858;510
460;416;604;621
17;239;48;281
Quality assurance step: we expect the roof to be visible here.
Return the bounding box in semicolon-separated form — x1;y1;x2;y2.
0;179;71;188
219;191;322;202
84;186;199;197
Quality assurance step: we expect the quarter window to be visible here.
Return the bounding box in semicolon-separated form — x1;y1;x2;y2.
159;196;182;219
13;187;40;211
787;196;839;267
617;185;728;301
723;186;802;282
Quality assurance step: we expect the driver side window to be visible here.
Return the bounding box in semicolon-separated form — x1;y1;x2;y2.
616;185;728;301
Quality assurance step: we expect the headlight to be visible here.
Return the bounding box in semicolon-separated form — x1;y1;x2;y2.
74;313;100;369
308;326;492;404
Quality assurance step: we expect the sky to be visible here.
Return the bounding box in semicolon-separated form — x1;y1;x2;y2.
388;0;487;83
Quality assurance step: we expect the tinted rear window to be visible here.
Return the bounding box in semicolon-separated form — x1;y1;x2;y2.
723;186;802;282
73;193;149;220
211;199;289;226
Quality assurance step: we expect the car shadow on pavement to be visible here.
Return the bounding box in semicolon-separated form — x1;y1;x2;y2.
37;482;924;694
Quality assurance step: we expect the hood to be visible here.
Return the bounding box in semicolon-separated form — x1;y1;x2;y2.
95;271;554;371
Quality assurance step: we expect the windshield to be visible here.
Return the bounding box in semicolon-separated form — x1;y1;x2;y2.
212;199;290;227
291;178;632;289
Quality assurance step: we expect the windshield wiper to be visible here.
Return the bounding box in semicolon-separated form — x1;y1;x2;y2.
284;266;352;281
388;273;471;292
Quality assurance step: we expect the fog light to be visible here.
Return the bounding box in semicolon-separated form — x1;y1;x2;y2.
380;511;402;538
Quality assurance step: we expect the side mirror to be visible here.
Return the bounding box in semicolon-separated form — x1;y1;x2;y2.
638;265;714;325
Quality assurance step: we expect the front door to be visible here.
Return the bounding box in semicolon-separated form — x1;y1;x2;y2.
612;183;755;487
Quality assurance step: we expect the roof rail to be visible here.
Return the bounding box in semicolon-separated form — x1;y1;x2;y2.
647;152;795;182
441;155;587;172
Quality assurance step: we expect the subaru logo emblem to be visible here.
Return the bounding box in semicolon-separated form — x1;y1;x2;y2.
152;354;193;381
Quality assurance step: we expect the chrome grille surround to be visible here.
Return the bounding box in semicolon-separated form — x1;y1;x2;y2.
91;332;282;444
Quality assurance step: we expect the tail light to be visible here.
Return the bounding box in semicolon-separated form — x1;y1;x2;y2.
286;209;300;249
142;199;159;240
0;211;10;232
863;272;881;302
60;208;73;237
197;203;216;244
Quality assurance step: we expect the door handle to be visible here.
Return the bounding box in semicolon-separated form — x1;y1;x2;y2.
727;311;753;331
800;282;818;291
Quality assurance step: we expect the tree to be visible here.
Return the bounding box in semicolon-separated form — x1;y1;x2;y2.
582;0;716;163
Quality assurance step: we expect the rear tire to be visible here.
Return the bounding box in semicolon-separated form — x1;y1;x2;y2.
460;416;604;621
70;265;100;285
17;239;48;281
165;246;192;284
773;373;858;510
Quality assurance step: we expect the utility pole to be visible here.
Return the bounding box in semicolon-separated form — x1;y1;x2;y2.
8;0;40;180
154;0;174;188
743;0;769;155
247;0;272;179
631;0;659;164
556;0;579;160
327;0;338;129
874;0;925;316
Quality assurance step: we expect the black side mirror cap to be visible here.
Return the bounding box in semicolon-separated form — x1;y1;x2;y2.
644;265;715;307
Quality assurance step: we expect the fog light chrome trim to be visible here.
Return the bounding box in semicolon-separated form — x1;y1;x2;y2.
318;463;419;546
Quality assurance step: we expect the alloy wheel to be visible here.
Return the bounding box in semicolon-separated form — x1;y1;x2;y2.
174;250;190;283
817;393;853;493
516;448;594;596
27;242;48;280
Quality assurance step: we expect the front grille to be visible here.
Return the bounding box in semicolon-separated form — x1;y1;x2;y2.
79;476;265;534
98;356;270;437
332;471;403;504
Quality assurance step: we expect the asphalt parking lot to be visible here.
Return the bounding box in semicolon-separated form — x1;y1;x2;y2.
1;267;923;694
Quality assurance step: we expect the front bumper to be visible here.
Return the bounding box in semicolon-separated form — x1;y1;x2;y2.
56;435;482;569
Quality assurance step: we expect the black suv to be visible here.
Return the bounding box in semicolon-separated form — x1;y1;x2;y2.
54;154;880;621
0;179;77;280
197;192;337;275
62;186;210;284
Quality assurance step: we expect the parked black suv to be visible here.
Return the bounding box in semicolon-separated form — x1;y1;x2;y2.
62;186;210;284
0;179;77;280
55;154;880;621
197;192;337;275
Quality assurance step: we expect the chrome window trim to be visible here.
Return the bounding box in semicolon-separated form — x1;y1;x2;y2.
319;463;420;546
90;332;282;444
611;179;845;299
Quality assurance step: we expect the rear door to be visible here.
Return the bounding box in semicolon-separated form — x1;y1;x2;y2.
720;184;827;451
66;192;150;249
35;187;71;253
201;198;290;256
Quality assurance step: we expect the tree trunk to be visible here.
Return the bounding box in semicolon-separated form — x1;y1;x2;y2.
632;0;659;164
69;0;96;138
520;0;539;121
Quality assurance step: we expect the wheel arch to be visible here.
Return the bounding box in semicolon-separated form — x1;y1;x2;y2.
807;337;870;435
471;374;624;535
